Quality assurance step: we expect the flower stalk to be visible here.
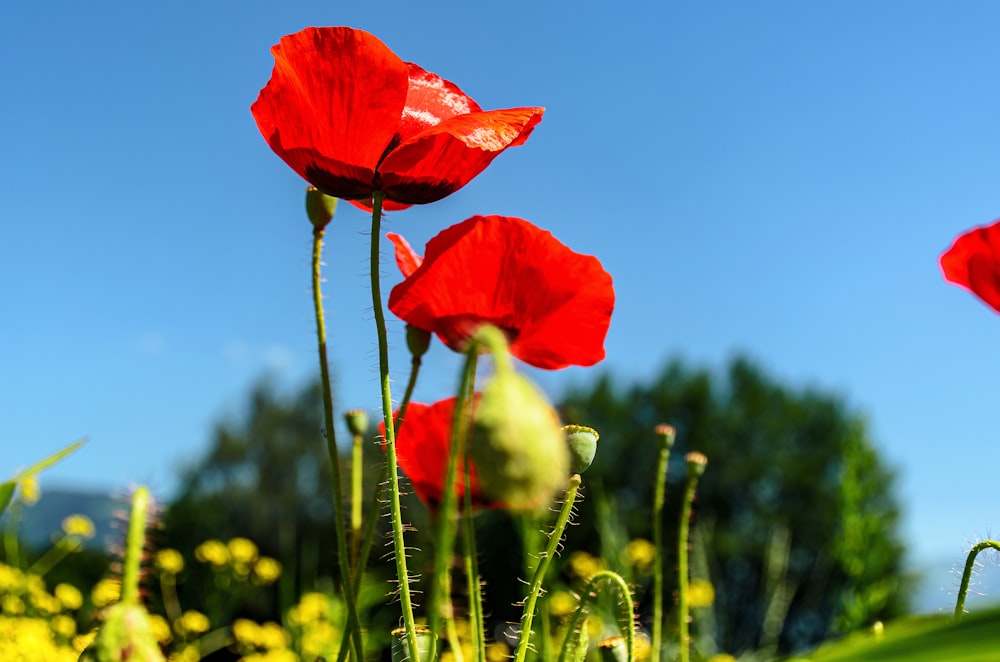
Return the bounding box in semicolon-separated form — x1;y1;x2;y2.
651;424;676;661
954;539;1000;618
678;452;708;662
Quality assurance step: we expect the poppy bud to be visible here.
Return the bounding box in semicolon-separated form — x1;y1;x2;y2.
391;626;436;662
685;452;708;478
81;603;166;662
654;423;676;450
469;370;567;509
344;409;369;437
563;425;599;474
305;187;337;229
406;324;432;358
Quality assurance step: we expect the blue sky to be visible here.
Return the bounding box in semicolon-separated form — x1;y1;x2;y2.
4;2;1000;612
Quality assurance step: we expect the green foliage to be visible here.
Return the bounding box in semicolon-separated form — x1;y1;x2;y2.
1;440;85;518
558;356;908;656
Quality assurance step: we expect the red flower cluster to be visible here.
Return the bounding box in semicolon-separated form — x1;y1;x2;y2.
388;216;615;370
380;399;485;507
940;220;1000;313
251;27;544;207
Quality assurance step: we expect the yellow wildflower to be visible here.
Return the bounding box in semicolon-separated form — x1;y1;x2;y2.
567;551;604;579
233;619;262;647
486;641;511;662
258;621;289;650
227;537;259;564
0;563;20;591
73;629;98;654
688;578;715;609
625;538;656;571
194;539;230;567
155;548;185;575
707;655;737;662
176;610;211;636
51;614;77;638
149;613;172;644
61;514;95;539
253;557;282;584
2;594;25;615
547;590;578;620
54;583;83;611
91;578;121;608
20;476;40;505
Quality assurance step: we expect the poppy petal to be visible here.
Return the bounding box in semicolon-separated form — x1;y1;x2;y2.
378;108;544;204
395;64;483;143
941;220;1000;313
348;197;413;213
378;399;484;507
388;215;614;369
386;232;423;278
251;27;408;198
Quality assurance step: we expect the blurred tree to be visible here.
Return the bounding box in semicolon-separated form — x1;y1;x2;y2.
557;356;908;657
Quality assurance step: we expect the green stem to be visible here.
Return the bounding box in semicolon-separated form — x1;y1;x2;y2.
336;356;424;662
369;191;421;662
122;486;149;605
651;428;674;661
556;571;634;662
461;371;485;662
513;474;583;662
312;224;365;662
954;539;1000;618
352;431;364;565
429;349;478;642
28;535;80;578
678;476;699;662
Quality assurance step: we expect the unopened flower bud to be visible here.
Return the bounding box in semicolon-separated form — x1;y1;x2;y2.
406;324;432;358
563;425;599;474
654;423;676;449
470;371;567;509
305;187;337;229
685;452;708;478
344;409;369;437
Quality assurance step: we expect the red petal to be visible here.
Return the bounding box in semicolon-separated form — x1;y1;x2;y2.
941;220;1000;313
378;108;544;204
388;215;614;369
348;197;413;213
395;63;483;143
251;27;408;198
378;399;484;507
386;232;423;277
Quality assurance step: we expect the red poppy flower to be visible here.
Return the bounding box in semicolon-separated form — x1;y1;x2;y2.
940;219;1000;313
387;215;615;370
251;27;544;206
379;398;484;507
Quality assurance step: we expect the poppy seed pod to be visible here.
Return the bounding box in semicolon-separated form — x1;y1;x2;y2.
685;452;708;478
344;409;369;437
390;626;437;662
305;187;337;229
469;370;567;509
563;425;599;474
405;324;432;359
654;423;676;450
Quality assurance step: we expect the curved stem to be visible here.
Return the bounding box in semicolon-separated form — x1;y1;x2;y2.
429;349;478;641
513;474;583;662
369;191;421;662
954;539;1000;618
312;225;365;662
461;365;486;662
556;571;634;662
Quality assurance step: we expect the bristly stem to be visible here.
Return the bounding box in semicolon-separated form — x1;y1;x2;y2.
312;222;365;662
461;365;486;662
678;453;707;662
121;486;150;606
513;474;583;662
429;348;479;643
651;425;675;661
556;570;634;662
954;539;1000;618
369;191;421;662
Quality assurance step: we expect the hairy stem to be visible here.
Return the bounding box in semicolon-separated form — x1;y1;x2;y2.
954;539;1000;618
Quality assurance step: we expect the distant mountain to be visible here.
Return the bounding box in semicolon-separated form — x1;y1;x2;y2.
5;488;123;553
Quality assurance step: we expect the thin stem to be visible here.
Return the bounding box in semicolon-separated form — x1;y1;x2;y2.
429;348;478;641
336;356;424;662
351;430;364;565
556;571;634;662
513;474;583;662
370;191;421;662
651;435;673;661
122;486;149;605
312;224;366;662
954;539;1000;618
677;475;700;662
461;364;485;662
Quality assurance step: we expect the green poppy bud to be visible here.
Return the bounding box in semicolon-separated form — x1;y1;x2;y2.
305;187;337;229
344;409;369;437
470;370;567;509
654;423;676;450
685;451;708;478
563;425;599;474
406;324;432;358
81;603;166;662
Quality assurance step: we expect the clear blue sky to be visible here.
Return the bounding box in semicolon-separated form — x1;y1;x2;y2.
4;1;1000;612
